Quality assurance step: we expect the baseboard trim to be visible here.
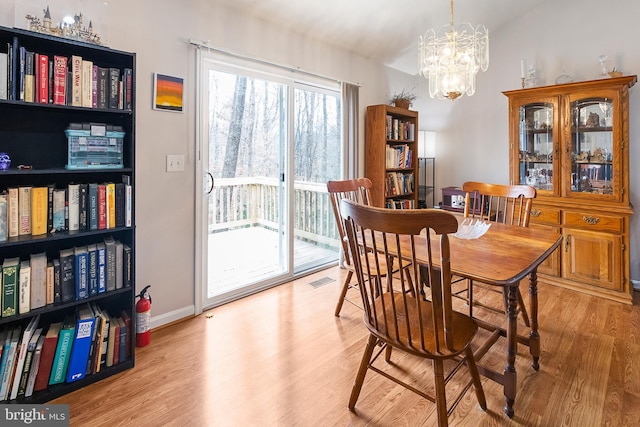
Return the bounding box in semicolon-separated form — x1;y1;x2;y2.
150;305;195;330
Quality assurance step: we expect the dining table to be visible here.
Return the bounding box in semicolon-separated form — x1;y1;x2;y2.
394;215;562;418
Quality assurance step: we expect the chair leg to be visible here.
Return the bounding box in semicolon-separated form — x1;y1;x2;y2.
334;270;354;317
517;289;531;327
349;334;377;411
384;344;392;362
468;279;474;318
464;347;487;410
433;359;448;427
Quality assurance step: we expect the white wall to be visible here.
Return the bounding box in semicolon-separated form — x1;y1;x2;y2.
411;0;640;282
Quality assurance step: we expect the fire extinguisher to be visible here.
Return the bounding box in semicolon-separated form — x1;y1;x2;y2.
135;285;152;347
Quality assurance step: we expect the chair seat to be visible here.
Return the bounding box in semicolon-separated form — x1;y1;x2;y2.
369;293;477;357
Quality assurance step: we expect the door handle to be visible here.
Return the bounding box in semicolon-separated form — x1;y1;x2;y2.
205;172;214;194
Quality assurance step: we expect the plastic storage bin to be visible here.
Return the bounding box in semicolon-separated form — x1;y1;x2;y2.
65;123;125;169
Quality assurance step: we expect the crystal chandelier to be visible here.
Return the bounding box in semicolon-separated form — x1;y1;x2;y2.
419;0;489;100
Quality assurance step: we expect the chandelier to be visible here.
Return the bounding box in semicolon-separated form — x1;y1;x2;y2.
419;0;489;100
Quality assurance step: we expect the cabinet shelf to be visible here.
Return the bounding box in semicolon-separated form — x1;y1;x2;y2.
0;168;133;176
0;227;133;249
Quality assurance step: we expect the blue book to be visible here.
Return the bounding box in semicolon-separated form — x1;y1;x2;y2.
118;317;126;363
49;315;75;385
88;183;98;231
97;243;106;293
87;244;98;296
74;246;89;300
66;305;95;383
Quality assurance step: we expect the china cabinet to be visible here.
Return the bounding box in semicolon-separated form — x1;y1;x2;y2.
504;76;636;304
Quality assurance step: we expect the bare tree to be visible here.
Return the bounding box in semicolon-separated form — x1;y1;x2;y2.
222;76;247;178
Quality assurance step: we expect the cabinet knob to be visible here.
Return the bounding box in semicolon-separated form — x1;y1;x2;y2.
582;216;600;225
530;209;541;217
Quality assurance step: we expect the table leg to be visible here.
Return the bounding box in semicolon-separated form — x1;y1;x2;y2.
529;268;540;370
503;285;518;418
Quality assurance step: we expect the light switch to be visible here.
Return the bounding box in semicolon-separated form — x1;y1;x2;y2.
166;154;185;172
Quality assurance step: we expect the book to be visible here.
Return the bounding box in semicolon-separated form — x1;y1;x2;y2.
0;326;21;400
18;46;24;101
53;55;67;105
108;67;120;109
24;50;34;103
34;322;61;392
1;258;19;317
117;316;126;363
9;314;39;400
91;64;98;108
120;310;131;360
106;183;115;229
59;248;75;303
81;59;93;107
97;184;107;230
49;315;75;385
30;186;48;236
97;66;108;109
106;315;118;367
88;305;103;374
0;192;6;242
17;327;42;397
87;244;98;296
123;68;133;110
52;258;61;305
46;261;54;305
52;188;66;232
0;52;7;100
18;260;30;314
24;333;45;397
7;187;18;238
115;241;124;290
115;182;125;227
8;37;17;101
97;243;106;293
74;246;89;299
123;244;132;288
0;330;11;398
47;184;55;234
88;183;98;230
37;53;48;104
125;184;132;227
66;304;95;382
97;309;110;370
67;183;80;231
104;237;116;291
18;186;31;235
29;252;47;310
79;183;88;231
71;55;82;107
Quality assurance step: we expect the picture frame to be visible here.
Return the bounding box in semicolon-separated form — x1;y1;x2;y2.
153;73;184;112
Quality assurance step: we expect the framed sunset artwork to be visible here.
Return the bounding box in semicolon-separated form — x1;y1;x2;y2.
153;73;184;112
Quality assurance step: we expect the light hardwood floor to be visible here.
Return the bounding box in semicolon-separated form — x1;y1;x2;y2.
54;267;640;426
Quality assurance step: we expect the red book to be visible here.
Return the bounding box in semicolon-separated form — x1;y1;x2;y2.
33;322;61;392
37;54;48;103
97;184;107;230
112;320;120;365
53;55;67;105
121;310;131;359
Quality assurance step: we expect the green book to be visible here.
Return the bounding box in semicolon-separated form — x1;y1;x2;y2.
48;314;76;385
2;257;20;317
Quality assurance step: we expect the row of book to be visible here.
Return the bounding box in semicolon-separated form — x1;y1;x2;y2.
0;303;131;401
0;36;133;110
1;236;131;318
385;172;415;197
0;180;132;242
386;144;413;169
385;199;416;209
385;115;415;141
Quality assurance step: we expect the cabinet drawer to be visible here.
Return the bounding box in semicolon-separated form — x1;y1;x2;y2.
563;211;622;233
529;205;560;225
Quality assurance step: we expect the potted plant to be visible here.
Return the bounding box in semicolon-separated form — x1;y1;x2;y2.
608;67;623;78
390;89;418;109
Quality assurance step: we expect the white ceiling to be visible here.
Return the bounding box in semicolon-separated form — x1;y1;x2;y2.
215;0;548;74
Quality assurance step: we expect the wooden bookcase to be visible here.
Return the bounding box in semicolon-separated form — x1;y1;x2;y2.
0;26;135;402
365;104;418;208
504;76;636;304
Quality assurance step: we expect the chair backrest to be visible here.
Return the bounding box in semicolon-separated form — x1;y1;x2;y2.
327;178;373;267
340;199;463;353
462;181;536;227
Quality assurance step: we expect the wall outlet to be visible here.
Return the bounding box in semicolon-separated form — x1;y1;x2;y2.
166;154;185;172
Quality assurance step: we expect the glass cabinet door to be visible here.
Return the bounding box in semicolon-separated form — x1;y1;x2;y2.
568;94;619;200
517;100;558;194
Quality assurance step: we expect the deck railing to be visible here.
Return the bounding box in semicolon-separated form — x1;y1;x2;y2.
209;177;340;249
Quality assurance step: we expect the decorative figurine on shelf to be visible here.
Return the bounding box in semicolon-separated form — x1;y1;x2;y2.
598;55;610;79
0;152;10;170
591;148;605;163
578;174;592;192
586;112;600;127
25;6;103;45
555;70;574;85
524;65;538;88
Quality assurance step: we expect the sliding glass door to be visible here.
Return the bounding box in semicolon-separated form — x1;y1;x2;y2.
198;53;342;309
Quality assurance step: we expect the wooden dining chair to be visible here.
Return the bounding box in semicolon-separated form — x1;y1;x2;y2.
327;178;376;316
459;181;536;326
341;199;486;427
